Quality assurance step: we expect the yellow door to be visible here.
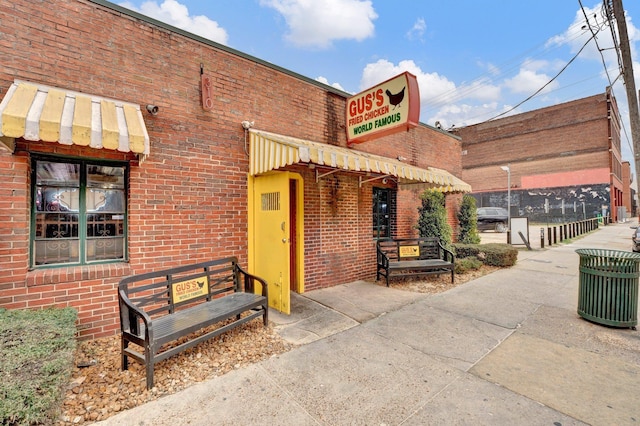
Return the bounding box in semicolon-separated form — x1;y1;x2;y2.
250;172;291;314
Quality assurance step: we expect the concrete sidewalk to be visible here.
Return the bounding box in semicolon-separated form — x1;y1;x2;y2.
97;221;640;425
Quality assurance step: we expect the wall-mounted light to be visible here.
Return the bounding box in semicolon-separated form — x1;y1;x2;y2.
146;104;159;116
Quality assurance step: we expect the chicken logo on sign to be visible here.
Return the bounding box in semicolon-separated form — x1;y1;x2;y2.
386;87;405;109
346;72;420;145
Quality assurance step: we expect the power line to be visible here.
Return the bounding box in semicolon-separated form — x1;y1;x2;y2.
423;27;589;110
482;31;597;123
580;0;634;158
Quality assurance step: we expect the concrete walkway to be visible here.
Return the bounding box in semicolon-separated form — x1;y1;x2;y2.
97;221;640;425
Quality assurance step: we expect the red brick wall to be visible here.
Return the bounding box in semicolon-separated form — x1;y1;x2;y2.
456;92;624;219
458;94;610;170
0;0;464;336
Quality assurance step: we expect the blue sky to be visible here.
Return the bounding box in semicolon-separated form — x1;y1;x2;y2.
117;0;640;162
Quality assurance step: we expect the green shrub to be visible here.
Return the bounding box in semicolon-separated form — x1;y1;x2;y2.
455;256;483;274
0;307;77;426
416;189;452;248
453;243;518;267
457;194;481;244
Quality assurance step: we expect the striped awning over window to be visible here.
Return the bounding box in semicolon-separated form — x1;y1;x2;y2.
0;80;150;157
249;129;471;193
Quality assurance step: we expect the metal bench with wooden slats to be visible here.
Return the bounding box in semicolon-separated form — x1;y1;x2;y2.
377;237;455;286
118;257;268;389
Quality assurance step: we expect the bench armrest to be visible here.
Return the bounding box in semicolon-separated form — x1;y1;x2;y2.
376;245;390;267
236;264;269;299
118;288;153;340
439;243;455;263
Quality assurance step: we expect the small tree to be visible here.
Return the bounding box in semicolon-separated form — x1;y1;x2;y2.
416;189;452;247
457;194;481;244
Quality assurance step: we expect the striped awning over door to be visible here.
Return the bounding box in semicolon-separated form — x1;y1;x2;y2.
0;80;150;157
249;129;471;193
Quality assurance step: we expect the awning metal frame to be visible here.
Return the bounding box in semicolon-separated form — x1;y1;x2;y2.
315;168;340;182
358;174;392;187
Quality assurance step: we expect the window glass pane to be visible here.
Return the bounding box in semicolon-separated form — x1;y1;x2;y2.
87;165;125;188
34;239;79;265
86;189;125;212
36;162;80;186
86;237;124;261
35;213;79;238
36;187;79;212
87;213;124;237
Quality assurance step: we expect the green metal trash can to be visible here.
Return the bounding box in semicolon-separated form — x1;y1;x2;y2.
575;249;640;328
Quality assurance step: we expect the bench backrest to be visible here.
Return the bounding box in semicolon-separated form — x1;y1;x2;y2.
377;237;442;261
118;257;241;319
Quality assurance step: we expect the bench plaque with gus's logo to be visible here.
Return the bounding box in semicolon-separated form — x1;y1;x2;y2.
399;245;419;258
171;276;209;302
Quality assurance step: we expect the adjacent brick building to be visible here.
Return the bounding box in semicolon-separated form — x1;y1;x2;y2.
0;0;469;339
454;90;628;223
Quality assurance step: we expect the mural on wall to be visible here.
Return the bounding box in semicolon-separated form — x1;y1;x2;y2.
474;184;610;223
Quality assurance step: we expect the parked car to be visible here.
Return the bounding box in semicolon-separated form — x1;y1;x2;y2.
632;226;640;252
476;207;509;232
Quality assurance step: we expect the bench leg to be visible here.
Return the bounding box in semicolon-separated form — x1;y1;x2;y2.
451;269;454;284
121;337;129;371
145;344;154;390
263;304;269;327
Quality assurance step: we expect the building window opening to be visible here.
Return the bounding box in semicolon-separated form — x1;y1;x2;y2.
32;157;128;267
373;187;394;239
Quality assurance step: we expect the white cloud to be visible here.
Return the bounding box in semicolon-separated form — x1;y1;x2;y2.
459;78;501;102
406;18;426;41
260;0;377;48
316;76;348;92
119;0;228;44
546;3;637;70
360;59;500;107
503;59;559;95
360;59;455;104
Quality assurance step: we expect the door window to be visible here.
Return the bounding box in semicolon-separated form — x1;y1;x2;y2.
373;187;394;239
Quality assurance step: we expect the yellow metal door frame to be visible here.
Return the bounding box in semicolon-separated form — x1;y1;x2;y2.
248;171;304;314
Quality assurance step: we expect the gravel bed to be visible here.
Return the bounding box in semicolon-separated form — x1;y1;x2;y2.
57;266;497;424
57;320;291;425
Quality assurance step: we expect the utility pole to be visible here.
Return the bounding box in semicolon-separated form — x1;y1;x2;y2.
612;0;640;197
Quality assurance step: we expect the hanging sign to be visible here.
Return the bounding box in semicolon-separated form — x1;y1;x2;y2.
201;74;213;111
346;71;420;145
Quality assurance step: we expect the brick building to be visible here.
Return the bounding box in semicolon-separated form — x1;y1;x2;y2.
454;90;628;223
0;0;469;339
621;161;636;216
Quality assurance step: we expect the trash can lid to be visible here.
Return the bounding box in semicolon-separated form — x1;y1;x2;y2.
575;248;640;260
